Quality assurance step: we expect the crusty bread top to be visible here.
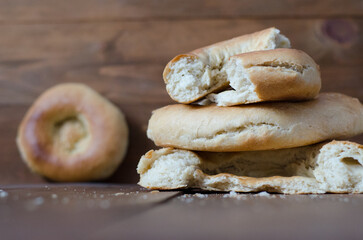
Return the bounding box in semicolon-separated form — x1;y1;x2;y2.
207;49;321;106
189;27;290;64
230;48;318;69
137;141;363;194
147;93;363;152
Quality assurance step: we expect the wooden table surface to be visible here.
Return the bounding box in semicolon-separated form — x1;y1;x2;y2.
1;184;363;240
0;1;362;239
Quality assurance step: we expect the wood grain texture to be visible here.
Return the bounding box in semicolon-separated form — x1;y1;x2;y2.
0;1;362;184
107;192;363;240
0;19;362;105
0;0;361;23
2;184;363;240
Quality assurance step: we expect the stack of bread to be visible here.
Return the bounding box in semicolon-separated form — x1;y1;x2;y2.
137;28;363;194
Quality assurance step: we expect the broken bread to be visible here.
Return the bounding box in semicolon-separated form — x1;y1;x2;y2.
137;141;363;194
163;27;290;104
207;49;321;106
147;93;363;152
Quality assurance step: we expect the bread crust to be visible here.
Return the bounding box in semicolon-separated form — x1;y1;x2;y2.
240;49;320;99
208;49;321;106
163;27;290;103
16;83;129;182
147;93;363;151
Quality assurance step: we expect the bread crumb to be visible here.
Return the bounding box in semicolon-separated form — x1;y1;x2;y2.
253;191;277;198
223;191;248;200
223;191;237;198
141;195;148;200
114;192;124;196
194;193;208;198
0;190;8;198
256;191;270;197
33;197;44;205
230;191;238;197
194;98;212;106
151;190;159;194
179;194;194;203
51;194;58;199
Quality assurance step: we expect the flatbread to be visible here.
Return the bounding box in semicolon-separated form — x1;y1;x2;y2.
137;141;363;194
147;93;363;151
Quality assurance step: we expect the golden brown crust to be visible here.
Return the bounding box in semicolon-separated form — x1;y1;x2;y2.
233;48;321;101
147;93;363;152
17;83;129;182
188;27;286;60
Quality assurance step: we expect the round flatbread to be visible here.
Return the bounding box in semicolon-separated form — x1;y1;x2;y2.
147;93;363;151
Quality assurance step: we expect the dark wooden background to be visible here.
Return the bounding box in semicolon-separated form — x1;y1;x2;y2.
0;0;362;184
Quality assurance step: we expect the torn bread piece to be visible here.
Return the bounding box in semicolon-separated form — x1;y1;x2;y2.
137;141;363;194
147;93;363;152
163;27;290;104
207;49;321;106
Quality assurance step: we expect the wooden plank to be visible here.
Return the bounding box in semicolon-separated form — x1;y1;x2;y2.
0;184;179;239
0;0;361;23
103;193;363;239
0;19;362;106
1;185;363;239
